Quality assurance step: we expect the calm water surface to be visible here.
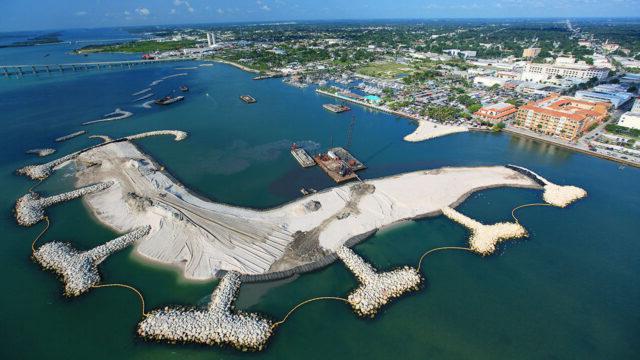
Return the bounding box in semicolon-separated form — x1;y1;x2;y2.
0;37;638;359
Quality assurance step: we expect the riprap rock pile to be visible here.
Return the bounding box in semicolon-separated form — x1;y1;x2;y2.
138;271;273;351
125;130;188;142
26;148;56;157
336;246;421;317
15;181;114;226
33;226;150;296
441;206;527;255
17;152;80;180
506;164;586;207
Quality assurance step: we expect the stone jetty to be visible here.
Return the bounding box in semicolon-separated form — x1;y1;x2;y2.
26;148;56;157
125;130;188;141
336;246;421;317
55;130;86;142
441;206;527;255
138;271;273;351
89;135;113;143
82;108;133;125
15;181;114;226
506;164;587;207
33;226;150;296
17;151;80;180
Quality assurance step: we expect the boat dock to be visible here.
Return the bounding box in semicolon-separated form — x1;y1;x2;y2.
290;146;316;168
314;147;365;183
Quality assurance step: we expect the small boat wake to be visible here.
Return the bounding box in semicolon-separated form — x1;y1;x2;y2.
133;93;154;102
141;100;155;109
131;88;152;96
82;108;133;125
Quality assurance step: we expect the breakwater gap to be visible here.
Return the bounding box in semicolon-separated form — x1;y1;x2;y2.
1;58;195;78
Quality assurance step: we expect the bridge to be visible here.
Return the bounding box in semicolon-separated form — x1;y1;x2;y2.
1;57;196;77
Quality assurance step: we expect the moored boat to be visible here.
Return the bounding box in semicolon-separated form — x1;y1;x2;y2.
240;95;257;103
155;95;185;105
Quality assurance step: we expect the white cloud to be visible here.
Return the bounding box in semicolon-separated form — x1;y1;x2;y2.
174;0;195;13
75;11;87;16
217;8;224;14
124;10;131;15
169;8;176;14
135;7;150;16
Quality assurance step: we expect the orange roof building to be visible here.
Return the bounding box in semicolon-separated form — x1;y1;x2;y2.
473;102;517;124
514;94;610;141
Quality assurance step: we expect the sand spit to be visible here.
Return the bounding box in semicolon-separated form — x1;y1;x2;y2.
55;130;86;142
75;141;540;280
15;181;114;226
506;165;587;207
89;135;113;143
17;151;80;180
82;108;133;125
125;130;187;141
441;207;527;255
404;119;467;142
33;226;150;296
138;271;273;351
133;93;153;102
336;246;421;317
26;148;56;157
132;88;151;96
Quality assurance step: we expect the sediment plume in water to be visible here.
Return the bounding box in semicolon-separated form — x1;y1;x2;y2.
15;181;114;226
33;226;150;297
138;271;273;351
336;246;421;317
55;130;86;142
82;108;133;125
441;206;527;255
26;148;56;157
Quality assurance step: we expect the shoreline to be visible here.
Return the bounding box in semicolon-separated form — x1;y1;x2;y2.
72;139;541;281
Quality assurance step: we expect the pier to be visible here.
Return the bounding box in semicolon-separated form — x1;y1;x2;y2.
1;58;194;77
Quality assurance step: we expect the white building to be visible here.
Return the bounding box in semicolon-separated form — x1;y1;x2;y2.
619;112;640;130
521;58;609;84
575;84;634;109
473;76;506;87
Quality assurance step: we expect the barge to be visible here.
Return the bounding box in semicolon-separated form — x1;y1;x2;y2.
323;104;351;113
290;143;316;168
314;147;365;183
240;95;257;103
155;95;184;105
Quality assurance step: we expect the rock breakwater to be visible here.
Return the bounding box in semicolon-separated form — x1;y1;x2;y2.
15;181;114;226
441;206;527;255
336;246;421;317
33;226;150;296
26;148;56;157
138;271;273;351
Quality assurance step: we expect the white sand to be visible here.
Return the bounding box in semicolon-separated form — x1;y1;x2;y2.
75;140;539;280
404;119;467;142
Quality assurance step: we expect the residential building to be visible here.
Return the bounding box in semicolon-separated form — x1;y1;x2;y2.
522;47;541;58
521;58;609;83
514;95;610;141
473;102;517;124
575;84;634;109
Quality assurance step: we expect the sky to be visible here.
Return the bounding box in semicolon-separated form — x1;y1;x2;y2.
1;0;639;32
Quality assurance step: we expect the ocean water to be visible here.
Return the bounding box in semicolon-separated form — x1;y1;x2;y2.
1;35;639;359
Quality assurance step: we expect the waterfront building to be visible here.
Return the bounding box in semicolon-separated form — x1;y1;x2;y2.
473;103;517;124
521;58;609;84
575;84;634;109
514;95;610;141
618;112;640;130
522;47;541;58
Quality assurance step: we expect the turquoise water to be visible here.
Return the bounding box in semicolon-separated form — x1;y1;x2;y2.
1;38;639;359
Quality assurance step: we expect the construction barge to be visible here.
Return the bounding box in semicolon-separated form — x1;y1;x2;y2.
240;95;256;103
323;104;351;113
314;147;365;183
290;144;316;168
